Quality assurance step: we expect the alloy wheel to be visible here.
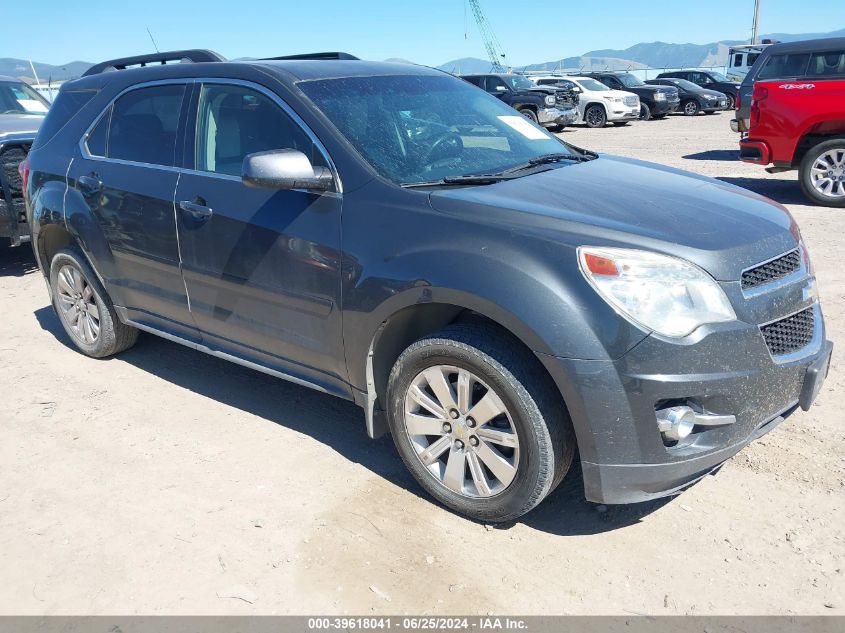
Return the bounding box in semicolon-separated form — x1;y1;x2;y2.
56;265;101;344
684;101;698;115
403;365;520;498
810;149;845;199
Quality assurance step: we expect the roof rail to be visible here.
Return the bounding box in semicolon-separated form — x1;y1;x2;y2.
83;49;226;77
262;52;360;61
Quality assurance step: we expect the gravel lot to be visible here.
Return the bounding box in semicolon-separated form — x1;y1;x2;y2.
1;112;842;615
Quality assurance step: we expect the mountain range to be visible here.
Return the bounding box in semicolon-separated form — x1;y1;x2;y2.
3;27;843;84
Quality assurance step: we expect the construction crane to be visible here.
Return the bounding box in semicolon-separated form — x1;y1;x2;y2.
466;0;507;72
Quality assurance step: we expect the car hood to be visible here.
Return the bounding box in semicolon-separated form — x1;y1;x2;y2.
698;88;727;99
604;89;638;100
0;113;44;138
428;155;797;281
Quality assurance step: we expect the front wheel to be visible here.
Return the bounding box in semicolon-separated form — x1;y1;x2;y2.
639;103;652;121
584;104;607;128
725;94;736;110
682;100;700;116
386;324;575;522
49;248;138;357
519;108;539;124
799;139;845;207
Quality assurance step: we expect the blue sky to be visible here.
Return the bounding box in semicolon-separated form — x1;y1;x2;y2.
4;0;838;67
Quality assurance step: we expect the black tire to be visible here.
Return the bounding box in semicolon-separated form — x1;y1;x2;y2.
682;100;700;116
639;103;652;121
386;323;575;522
726;93;736;110
584;104;607;128
49;248;138;358
519;108;539;124
799;138;845;208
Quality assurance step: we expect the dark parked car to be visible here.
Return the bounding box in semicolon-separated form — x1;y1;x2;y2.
461;73;578;130
0;76;49;246
582;71;679;120
732;37;845;134
646;78;727;115
23;50;832;522
657;70;739;109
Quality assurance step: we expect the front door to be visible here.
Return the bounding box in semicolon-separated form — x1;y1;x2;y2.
69;82;195;338
174;82;347;394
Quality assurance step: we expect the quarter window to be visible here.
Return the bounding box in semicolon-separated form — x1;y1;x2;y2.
195;84;316;176
86;106;110;157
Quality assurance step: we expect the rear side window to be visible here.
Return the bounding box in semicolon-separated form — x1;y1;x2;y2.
31;89;98;150
757;53;810;80
808;51;845;77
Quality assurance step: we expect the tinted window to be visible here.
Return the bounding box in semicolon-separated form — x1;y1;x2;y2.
108;84;185;166
32;89;98;150
0;81;50;115
195;84;314;176
734;54;743;67
747;53;761;67
808;51;845;77
757;53;810;80
86;106;110;156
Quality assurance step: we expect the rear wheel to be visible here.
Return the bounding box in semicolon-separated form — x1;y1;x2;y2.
386;323;574;522
49;248;138;357
519;108;539;124
639;103;652;121
799;139;845;208
682;100;700;116
584;104;607;128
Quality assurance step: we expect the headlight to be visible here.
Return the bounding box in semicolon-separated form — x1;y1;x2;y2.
706;94;718;100
578;247;736;337
544;95;556;106
603;96;622;103
654;92;666;101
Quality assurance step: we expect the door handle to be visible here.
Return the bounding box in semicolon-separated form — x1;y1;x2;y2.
78;174;103;196
179;199;213;220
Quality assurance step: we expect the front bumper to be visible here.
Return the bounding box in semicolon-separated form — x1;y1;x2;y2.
607;106;641;121
538;299;831;505
651;99;678;115
538;107;578;126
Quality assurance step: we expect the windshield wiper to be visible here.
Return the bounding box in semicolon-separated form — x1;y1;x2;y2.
497;152;597;175
402;174;513;188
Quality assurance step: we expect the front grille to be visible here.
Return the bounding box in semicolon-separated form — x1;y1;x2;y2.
0;142;31;236
742;249;801;290
760;307;815;356
555;93;575;107
624;96;639;107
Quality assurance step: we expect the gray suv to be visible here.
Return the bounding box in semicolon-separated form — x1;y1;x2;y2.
23;50;832;522
0;76;48;246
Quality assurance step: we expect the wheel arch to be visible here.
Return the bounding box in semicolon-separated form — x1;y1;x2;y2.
792;124;845;167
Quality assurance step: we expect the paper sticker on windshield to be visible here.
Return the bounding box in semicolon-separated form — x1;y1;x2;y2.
497;115;548;140
16;99;48;113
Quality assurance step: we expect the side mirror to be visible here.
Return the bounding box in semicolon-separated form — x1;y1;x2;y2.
494;85;508;93
242;149;333;191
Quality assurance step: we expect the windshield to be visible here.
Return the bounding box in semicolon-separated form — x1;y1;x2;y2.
707;71;728;82
617;73;644;88
503;75;535;91
298;74;576;186
669;78;702;91
0;82;49;115
575;78;610;92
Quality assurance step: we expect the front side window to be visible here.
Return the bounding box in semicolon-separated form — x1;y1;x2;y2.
298;74;572;186
576;78;611;92
195;84;316;177
616;73;644;88
100;84;186;166
502;75;534;91
757;53;810;80
808;51;845;77
0;81;49;115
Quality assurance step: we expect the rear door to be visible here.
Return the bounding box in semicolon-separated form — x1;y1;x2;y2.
174;80;347;395
70;82;196;339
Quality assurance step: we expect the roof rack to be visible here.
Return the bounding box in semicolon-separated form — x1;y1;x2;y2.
262;52;359;61
83;49;226;77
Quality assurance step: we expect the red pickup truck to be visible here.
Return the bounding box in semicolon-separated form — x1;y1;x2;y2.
738;44;845;207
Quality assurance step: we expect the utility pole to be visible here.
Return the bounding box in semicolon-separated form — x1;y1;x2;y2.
751;0;761;44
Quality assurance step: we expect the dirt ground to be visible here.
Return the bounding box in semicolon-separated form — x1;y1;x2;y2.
0;112;842;616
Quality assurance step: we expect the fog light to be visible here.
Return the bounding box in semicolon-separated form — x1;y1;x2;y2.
656;406;696;441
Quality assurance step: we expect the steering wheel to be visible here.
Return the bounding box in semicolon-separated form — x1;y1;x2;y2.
420;131;464;167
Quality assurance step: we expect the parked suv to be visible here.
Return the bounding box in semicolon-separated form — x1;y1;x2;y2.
738;45;845;206
657;70;739;109
23;50;832;522
733;37;845;135
534;76;639;128
646;78;728;115
460;73;578;131
582;72;679;121
0;76;48;246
